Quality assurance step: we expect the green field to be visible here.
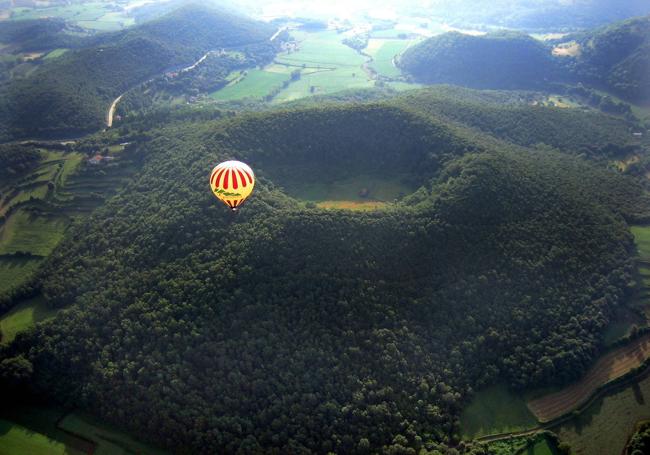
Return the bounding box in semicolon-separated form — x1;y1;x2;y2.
632;226;650;260
0;404;168;455
0;210;68;256
0;419;69;455
272;30;374;102
273;67;374;102
527;437;557;455
460;384;538;439
366;39;413;78
0;297;58;344
8;2;133;31
59;413;169;455
0;257;43;294
210;69;289;101
555;372;650;455
277;30;366;67
275;172;414;206
43;49;68;60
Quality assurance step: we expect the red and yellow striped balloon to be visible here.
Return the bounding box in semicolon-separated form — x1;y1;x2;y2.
209;160;255;211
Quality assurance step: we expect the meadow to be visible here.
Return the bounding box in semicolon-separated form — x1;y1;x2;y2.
460;384;537;439
42;49;68;61
0;297;57;344
366;39;414;78
0;419;70;455
0;407;91;455
210;69;290;101
272;30;374;102
554;372;650;455
273;173;413;211
0;211;68;256
0;404;166;455
0;257;42;294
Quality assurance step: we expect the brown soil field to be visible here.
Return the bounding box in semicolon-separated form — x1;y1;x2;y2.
552;41;581;57
527;333;650;422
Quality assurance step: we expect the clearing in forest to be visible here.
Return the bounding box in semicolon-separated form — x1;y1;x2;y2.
279;173;413;212
0;297;58;344
460;384;537;439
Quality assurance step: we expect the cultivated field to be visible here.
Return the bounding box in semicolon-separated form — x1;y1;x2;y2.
527;333;650;423
8;2;135;31
0;211;67;256
272;30;374;102
210;69;290;101
554;372;650;455
0;297;57;344
460;384;537;439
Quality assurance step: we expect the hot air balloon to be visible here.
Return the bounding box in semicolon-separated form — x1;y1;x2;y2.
209;160;255;211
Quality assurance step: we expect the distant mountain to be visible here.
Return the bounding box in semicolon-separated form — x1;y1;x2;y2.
0;5;276;140
566;15;650;102
401;16;650;103
399;31;560;90
0;18;85;53
416;0;650;30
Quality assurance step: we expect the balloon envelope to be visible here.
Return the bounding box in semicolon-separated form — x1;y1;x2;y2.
209;160;255;210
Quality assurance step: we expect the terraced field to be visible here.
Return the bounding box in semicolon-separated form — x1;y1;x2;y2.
527;333;650;422
0;145;138;296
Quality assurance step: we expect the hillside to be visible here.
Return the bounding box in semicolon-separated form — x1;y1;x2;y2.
1;96;649;453
0;19;85;53
412;0;650;29
566;15;650;102
399;31;560;90
0;5;276;140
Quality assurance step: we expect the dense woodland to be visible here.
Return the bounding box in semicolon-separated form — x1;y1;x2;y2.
408;0;650;29
1;90;649;453
0;18;86;53
399;31;561;89
0;144;41;179
401;16;650;103
626;422;650;455
0;5;277;140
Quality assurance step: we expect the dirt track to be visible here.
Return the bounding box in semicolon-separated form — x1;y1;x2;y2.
527;333;650;422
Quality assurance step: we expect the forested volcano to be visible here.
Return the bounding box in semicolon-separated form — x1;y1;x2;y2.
2;95;648;454
400;16;650;102
399;31;559;89
567;15;650;102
